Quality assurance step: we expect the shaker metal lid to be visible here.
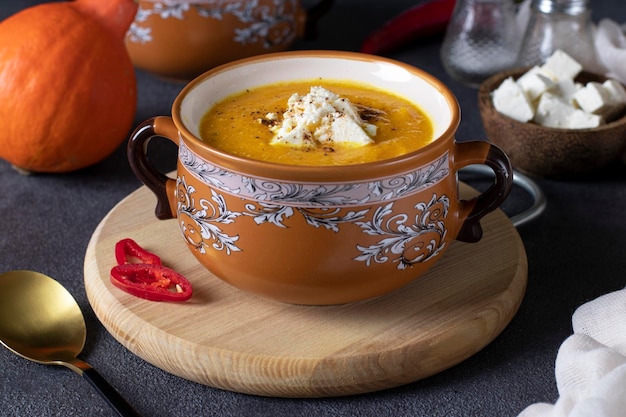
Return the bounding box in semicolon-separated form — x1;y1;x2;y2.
533;0;588;15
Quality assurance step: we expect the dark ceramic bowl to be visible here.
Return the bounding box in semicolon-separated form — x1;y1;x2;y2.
479;68;626;178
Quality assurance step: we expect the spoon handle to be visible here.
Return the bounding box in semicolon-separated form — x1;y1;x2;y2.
83;368;140;417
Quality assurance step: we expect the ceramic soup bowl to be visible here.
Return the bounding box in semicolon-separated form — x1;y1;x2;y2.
128;51;513;305
125;0;333;80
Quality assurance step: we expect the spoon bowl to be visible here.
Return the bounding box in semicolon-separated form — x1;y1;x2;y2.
0;270;139;417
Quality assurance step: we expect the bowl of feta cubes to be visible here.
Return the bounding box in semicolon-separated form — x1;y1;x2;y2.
479;50;626;178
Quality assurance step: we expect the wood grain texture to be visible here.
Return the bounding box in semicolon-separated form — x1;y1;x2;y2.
84;182;527;398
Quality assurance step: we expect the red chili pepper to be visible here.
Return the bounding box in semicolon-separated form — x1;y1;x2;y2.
115;238;162;266
111;239;192;302
361;0;456;55
110;264;193;302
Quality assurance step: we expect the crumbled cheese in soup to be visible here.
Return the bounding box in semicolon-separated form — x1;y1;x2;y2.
198;79;434;166
266;86;376;150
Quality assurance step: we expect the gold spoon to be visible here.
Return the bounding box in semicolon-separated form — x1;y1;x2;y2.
0;270;139;417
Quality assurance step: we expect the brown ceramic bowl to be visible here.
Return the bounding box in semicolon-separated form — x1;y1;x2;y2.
479;68;626;178
127;51;514;305
125;0;333;81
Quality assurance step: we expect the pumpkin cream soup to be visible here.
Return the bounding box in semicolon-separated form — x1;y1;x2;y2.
199;79;434;165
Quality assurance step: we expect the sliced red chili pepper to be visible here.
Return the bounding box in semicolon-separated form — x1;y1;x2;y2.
110;264;193;302
361;0;456;55
115;238;162;266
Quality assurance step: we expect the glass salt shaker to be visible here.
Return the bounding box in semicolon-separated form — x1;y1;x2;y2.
517;0;599;71
440;0;521;88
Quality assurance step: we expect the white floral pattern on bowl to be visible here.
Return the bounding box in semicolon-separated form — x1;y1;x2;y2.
128;0;300;48
175;140;450;269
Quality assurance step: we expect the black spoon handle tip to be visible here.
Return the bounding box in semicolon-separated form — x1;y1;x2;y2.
83;367;141;417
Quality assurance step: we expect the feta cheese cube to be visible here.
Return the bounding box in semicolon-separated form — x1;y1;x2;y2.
535;92;603;129
601;79;626;121
574;82;613;116
540;50;583;81
555;78;582;105
603;79;626;104
315;113;374;146
534;92;575;128
492;77;534;122
568;109;604;129
517;66;556;101
272;124;316;149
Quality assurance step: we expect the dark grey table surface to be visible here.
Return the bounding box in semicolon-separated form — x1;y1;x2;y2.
1;1;625;416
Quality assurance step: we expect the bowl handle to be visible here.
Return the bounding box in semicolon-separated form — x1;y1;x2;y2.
127;116;179;220
454;141;513;243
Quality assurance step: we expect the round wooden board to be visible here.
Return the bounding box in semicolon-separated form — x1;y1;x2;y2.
84;182;527;398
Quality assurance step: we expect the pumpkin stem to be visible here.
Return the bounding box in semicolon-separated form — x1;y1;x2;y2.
73;0;138;40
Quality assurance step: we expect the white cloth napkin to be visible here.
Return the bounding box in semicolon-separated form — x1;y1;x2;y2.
594;19;626;86
517;287;626;417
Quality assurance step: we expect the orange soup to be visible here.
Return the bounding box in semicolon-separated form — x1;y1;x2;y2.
199;79;434;166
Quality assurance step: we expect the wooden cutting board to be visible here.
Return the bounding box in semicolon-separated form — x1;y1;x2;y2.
84;182;527;398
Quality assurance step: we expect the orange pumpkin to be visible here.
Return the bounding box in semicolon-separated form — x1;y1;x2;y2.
0;0;138;173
